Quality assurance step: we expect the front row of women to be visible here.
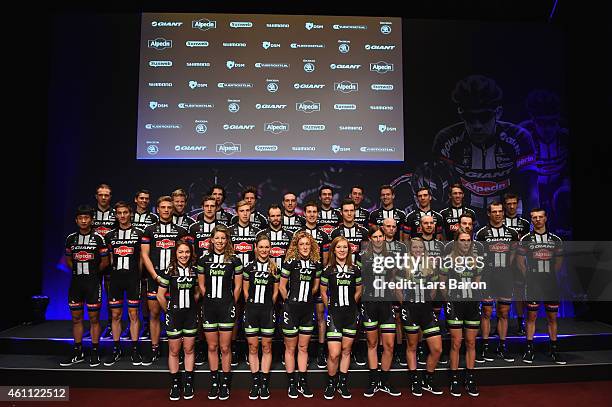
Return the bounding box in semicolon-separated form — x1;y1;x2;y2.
159;225;481;401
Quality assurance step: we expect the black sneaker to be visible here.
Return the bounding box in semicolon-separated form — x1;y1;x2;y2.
363;380;378;397
183;374;194;400
449;376;462;397
480;344;495;362
496;344;515;362
219;374;230;401
394;351;407;367
352;351;366;366
438;352;449;365
259;373;270;400
316;352;327;369
89;348;101;367
410;377;423;397
169;380;181;401
139;324;150;340
103;347;122;366
550;351;567;365
141;347;160;366
422;373;443;395
417;346;426;365
208;372;219;400
378;381;401;397
130;349;142;366
195;350;205;366
522;347;535;364
287;375;298;399
337;374;351;399
465;376;479;397
248;376;260;400
101;325;113;339
297;374;313;398
59;348;85;366
323;376;336;400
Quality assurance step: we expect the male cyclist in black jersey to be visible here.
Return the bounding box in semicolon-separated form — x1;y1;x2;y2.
440;184;476;240
350;185;371;227
172;189;195;230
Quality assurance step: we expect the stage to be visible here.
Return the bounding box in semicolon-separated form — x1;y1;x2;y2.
2;319;611;389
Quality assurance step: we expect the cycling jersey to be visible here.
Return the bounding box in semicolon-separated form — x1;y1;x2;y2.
228;223;261;267
354;207;371;228
317;207;341;236
256;227;293;269
189;219;226;258
330;224;368;263
65;231;108;276
404;209;444;238
132;210;159;231
504;216;531;238
302;225;331;261
440;205;477;240
369;207;407;239
230;211;268;230
93;207;116;237
281;258;322;304
173;212;196;230
282;213;305;235
197;253;243;301
105;226;144;274
158;265;198;310
243;260;279;306
141;221;190;273
320;264;362;309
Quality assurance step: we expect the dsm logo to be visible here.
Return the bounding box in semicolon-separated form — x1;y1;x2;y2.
148;38;172;50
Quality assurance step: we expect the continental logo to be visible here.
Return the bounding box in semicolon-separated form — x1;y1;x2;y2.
255;62;290;69
217;82;253;89
360;146;396;153
333;24;367;30
290;43;325;48
178;102;214;109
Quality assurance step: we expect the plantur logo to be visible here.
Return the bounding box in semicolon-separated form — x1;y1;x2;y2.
149;60;172;67
148;38;172;50
151;21;183;27
378;124;397;133
334;81;358;93
192;19;216;31
230;21;253;28
255;145;278;152
185;41;209;48
264;121;289;134
216;142;241;155
370;62;394;74
149;101;169;110
296;101;320;113
114;246;134;256
303;124;325;131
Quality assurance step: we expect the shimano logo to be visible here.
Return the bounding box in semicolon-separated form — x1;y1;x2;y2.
334;81;358;93
293;83;325;89
151;21;183;27
266;23;290;28
186;41;209;48
364;44;396;50
378;124;397;133
216;142;241;155
223;124;255;130
148;82;173;87
262;41;281;49
148;38;172;50
331;145;351;153
255;145;278;152
255;62;290;69
145;124;181;129
333;24;367;30
302;124;326;131
305;22;323;30
230;21;253;28
290;43;325;48
226;60;245;69
175;145;207;151
360;146;396;152
264;121;289;134
192;19;216;31
223;42;247;47
186;61;211;67
217;82;253;88
296;101;321;113
370;105;394;110
292;146;316;151
370;62;394;74
149;60;172;67
339;125;363;131
371;84;394;91
334;104;357;111
178;103;214;109
330;63;361;70
188;81;208;89
256;104;287;110
149;101;168;110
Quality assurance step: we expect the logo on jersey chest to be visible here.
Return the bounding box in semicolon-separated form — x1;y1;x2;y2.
156;239;176;249
533;249;553;261
489;242;511;252
321;224;335;235
198;238;211;249
74;251;94;261
114;246;134;256
461;178;511;196
270;247;286;257
234;242;253;253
